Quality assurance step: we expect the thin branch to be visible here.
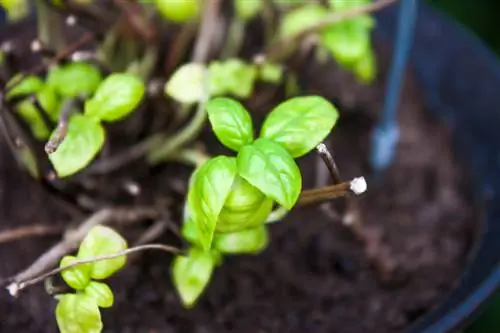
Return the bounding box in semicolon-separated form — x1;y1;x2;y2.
0;224;62;245
2;207;158;289
191;0;222;63
298;177;367;206
263;0;399;62
7;243;181;297
316;143;341;184
44;98;76;155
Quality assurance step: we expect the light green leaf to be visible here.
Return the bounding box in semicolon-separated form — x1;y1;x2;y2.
259;62;283;83
353;48;376;83
237;138;301;209
188;156;237;250
84;73;145;122
155;0;199;23
206;97;254;152
213;225;269;254
47;62;102;98
84;281;114;308
55;294;102;333
216;175;273;233
6;75;44;99
172;248;214;308
278;4;328;38
165;63;207;104
59;255;91;290
208;59;257;98
48;114;105;177
235;0;263;20
77;225;128;280
320;22;371;66
260;96;339;158
37;87;60;121
181;217;201;247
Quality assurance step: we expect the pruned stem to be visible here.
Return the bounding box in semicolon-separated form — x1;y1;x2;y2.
44;98;76;155
298;177;367;206
7;243;181;297
316;143;341;184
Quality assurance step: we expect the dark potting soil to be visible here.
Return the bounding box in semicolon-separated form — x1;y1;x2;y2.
0;27;479;333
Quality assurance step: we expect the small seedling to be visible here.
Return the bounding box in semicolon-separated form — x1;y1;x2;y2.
172;95;339;306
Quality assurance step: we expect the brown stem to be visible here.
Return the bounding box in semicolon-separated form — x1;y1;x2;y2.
44;98;76;155
316;143;341;184
0;224;62;244
298;177;366;206
7;243;181;296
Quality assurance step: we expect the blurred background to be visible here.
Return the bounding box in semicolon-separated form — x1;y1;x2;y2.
425;0;500;331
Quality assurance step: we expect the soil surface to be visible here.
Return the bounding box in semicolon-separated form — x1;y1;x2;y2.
0;25;479;333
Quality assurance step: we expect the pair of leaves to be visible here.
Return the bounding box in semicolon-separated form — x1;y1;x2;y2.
59;225;128;290
165;60;257;105
56;226;125;333
48;73;145;177
56;282;113;333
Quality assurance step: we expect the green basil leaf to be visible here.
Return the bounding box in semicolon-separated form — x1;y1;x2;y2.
188;156;237;250
84;73;145;122
353;49;376;83
259;62;283;83
260;96;339;158
48;114;105;177
235;0;263;20
207;97;254;152
37;87;60;121
172;248;214;308
59;255;91;290
320;22;371;66
165;63;207;104
216;175;273;233
6;75;44;99
237;138;301;209
49;114;105;178
55;294;102;333
213;225;269;254
16;100;51;140
155;0;199;23
208;59;257;98
84;281;114;309
47;62;102;98
278;4;328;38
77;225;128;280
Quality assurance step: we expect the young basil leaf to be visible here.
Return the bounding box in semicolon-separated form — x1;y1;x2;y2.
213;225;269;255
77;225;128;280
55;294;103;333
172;248;214;308
237;138;301;210
155;0;199;23
188;156;237;250
260;96;339;158
46;62;102;98
84;281;114;309
181;217;201;247
208;59;257;98
165;63;207;105
278;4;328;38
206;97;254;152
259;62;283;83
6;75;44;99
216;175;273;233
84;73;145;122
59;255;91;290
48;114;105;177
235;0;263;20
320;22;371;66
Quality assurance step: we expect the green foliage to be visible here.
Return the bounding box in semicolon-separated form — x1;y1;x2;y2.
56;294;103;333
235;0;263;20
174;95;339;306
172;248;215;308
208;59;257;98
278;1;377;83
6;75;44;98
47;62;103;98
155;0;200;23
55;226;127;333
258;62;284;83
164;63;207;105
260;96;339;158
206;97;254;152
48;114;105;177
84;73;146;122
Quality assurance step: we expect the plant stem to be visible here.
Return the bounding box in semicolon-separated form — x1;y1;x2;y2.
221;17;245;59
7;244;181;297
0;224;62;244
316;143;341;184
44;98;76;155
298;177;367;206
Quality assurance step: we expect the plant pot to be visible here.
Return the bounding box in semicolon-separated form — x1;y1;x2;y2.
375;3;500;333
0;3;495;333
